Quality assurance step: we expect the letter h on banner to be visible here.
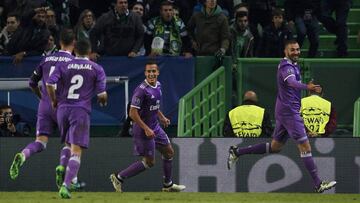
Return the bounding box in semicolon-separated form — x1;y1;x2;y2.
173;138;239;192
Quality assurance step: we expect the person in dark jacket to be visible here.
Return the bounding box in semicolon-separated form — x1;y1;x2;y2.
89;0;144;60
7;6;50;64
187;0;230;58
223;90;273;137
258;8;292;57
284;0;320;58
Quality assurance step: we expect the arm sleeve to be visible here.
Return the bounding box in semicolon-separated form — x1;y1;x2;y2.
46;64;62;85
220;16;230;51
96;66;107;95
261;110;274;137
286;76;308;90
223;114;235;137
325;106;337;136
89;15;106;53
130;87;145;109
29;59;45;88
131;15;145;53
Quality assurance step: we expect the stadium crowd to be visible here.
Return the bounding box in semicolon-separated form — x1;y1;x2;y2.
0;0;353;64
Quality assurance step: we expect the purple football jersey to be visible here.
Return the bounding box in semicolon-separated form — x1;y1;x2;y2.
47;57;106;113
131;80;162;130
29;50;74;103
275;58;305;117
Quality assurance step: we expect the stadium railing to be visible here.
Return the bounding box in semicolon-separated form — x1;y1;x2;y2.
236;58;360;134
177;66;226;137
354;98;360;137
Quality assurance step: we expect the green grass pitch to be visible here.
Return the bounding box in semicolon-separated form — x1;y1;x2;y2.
0;192;359;203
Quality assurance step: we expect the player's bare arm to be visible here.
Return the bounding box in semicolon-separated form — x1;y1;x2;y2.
129;107;154;138
157;111;170;128
46;84;57;109
30;86;42;100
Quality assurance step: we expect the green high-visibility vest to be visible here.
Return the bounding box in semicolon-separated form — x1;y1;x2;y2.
229;105;264;137
301;95;331;134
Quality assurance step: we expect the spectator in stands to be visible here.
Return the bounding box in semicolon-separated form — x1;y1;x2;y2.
229;11;254;58
172;5;180;18
243;0;275;29
0;13;20;55
42;34;58;56
243;0;276;56
142;0;197;25
0;105;31;137
89;0;144;60
223;90;273;137
0;4;4;28
258;8;292;57
319;0;351;57
145;1;192;57
74;9;96;42
131;1;145;19
229;2;249;25
300;86;337;137
7;6;50;64
131;2;146;56
45;8;61;45
217;0;234;19
284;0;320;58
187;0;230;58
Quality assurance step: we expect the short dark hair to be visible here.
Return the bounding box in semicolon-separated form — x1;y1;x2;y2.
0;104;11;114
146;60;158;66
160;0;173;9
59;28;75;46
7;13;20;21
284;39;298;48
272;8;284;17
236;11;248;19
234;2;248;11
75;39;91;56
131;2;144;9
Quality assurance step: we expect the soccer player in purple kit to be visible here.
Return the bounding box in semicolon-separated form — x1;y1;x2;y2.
227;39;337;193
9;29;76;182
109;61;186;192
46;39;107;199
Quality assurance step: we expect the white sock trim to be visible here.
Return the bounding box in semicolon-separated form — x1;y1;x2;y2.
35;140;47;149
162;156;173;161
141;160;150;169
62;146;71;150
69;155;81;163
300;151;312;158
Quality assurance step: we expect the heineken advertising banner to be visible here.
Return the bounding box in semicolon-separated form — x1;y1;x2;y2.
1;137;359;193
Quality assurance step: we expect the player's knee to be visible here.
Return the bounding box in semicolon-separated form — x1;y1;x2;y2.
163;148;174;159
143;158;155;168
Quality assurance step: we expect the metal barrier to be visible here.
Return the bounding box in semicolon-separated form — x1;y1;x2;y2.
0;76;129;117
177;67;226;137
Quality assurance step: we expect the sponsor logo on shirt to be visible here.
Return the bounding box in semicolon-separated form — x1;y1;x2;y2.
150;100;160;111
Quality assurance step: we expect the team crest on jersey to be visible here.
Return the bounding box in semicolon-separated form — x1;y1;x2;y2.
134;97;141;106
287;68;294;74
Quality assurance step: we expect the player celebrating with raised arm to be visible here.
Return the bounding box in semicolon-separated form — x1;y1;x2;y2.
110;61;185;192
227;39;336;193
9;29;77;182
46;39;107;199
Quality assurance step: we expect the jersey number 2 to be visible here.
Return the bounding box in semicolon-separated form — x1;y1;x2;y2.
67;75;84;99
